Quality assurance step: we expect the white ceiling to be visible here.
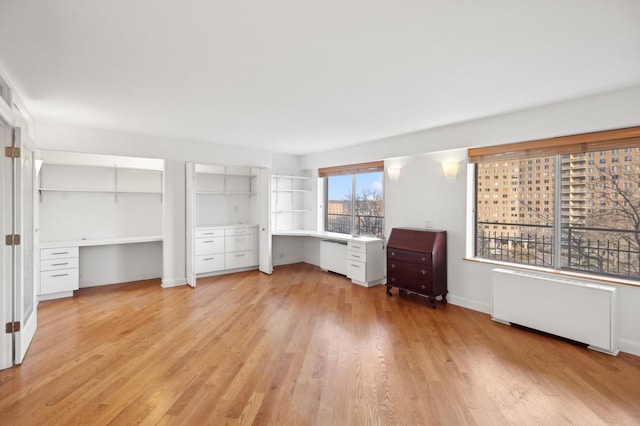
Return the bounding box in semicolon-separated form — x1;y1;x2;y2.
1;1;639;155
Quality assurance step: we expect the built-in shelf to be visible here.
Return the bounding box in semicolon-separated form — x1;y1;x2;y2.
38;163;164;202
271;173;315;232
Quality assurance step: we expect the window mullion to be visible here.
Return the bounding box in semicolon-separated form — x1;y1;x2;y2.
553;155;563;269
351;174;356;235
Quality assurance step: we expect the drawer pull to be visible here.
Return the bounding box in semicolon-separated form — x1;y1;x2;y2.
352;245;361;249
201;232;216;235
391;251;395;256
350;264;360;268
51;273;69;278
51;263;69;266
51;251;69;255
203;240;215;243
421;257;426;262
391;264;396;269
391;277;396;282
235;254;245;257
351;254;361;259
235;237;245;241
203;257;215;261
421;270;426;275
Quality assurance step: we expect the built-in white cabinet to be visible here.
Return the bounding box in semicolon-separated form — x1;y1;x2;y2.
35;151;165;299
39;247;79;298
271;174;315;232
346;239;385;287
195;224;258;274
186;163;269;285
319;237;385;287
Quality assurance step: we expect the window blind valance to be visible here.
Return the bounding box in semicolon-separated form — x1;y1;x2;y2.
468;126;640;163
318;161;384;177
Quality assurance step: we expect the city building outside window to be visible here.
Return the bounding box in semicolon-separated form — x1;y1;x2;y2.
469;127;640;281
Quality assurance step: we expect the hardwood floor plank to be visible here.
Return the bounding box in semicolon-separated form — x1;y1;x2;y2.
1;263;639;425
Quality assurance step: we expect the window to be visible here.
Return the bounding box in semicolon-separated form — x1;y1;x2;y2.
320;162;384;238
469;126;640;280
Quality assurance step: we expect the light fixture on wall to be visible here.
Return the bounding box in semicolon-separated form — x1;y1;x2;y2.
441;161;459;179
387;167;401;181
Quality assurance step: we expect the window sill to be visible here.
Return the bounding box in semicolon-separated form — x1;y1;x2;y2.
463;257;640;289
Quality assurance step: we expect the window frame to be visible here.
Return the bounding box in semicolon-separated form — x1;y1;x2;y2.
319;161;385;238
469;126;640;282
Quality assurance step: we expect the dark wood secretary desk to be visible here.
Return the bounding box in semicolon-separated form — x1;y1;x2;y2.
386;228;447;308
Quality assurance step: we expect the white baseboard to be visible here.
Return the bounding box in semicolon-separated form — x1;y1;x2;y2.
447;294;491;315
274;257;305;267
618;338;640;357
162;277;186;288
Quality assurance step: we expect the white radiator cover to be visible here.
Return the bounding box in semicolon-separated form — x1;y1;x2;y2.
491;268;617;355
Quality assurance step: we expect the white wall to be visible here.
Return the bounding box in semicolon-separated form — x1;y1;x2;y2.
301;85;640;356
35;122;273;287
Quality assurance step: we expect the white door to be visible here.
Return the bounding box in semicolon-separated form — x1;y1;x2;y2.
185;162;196;287
0;119;12;369
258;168;272;274
13;128;36;364
0;125;37;369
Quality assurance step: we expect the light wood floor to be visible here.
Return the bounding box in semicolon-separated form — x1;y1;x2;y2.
1;263;640;425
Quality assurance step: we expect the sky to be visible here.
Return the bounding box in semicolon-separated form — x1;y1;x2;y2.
327;172;383;201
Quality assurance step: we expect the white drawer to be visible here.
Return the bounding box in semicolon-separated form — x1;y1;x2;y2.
347;260;366;282
41;247;79;260
347;241;367;253
347;251;366;262
195;237;224;255
225;250;256;269
225;235;255;252
40;268;79;294
195;254;225;273
224;227;255;237
196;228;224;238
41;257;79;271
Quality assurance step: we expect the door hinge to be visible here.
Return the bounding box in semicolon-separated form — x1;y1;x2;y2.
5;234;21;245
4;146;20;158
5;321;21;333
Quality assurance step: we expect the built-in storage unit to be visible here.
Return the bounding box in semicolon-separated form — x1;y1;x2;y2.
271;174;315;232
346;239;385;287
195;224;258;274
186;163;269;285
36;151;165;299
386;228;447;308
318;235;385;286
39;247;79;298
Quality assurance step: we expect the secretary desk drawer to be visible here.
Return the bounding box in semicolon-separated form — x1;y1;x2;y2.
387;249;432;265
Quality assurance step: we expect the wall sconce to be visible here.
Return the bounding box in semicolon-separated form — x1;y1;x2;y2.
441;161;459;179
387;167;401;181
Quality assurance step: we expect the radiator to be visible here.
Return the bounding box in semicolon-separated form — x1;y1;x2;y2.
491;268;617;355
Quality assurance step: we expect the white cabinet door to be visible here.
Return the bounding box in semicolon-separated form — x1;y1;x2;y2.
186;162;196;287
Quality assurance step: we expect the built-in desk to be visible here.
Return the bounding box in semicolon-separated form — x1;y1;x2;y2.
38;235;163;300
272;231;385;287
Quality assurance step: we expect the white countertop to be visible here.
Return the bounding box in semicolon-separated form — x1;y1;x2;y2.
272;230;383;243
197;223;258;229
38;235;164;249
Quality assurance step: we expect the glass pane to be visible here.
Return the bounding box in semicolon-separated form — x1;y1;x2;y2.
475;156;555;266
560;148;640;279
326;175;353;234
354;172;384;238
